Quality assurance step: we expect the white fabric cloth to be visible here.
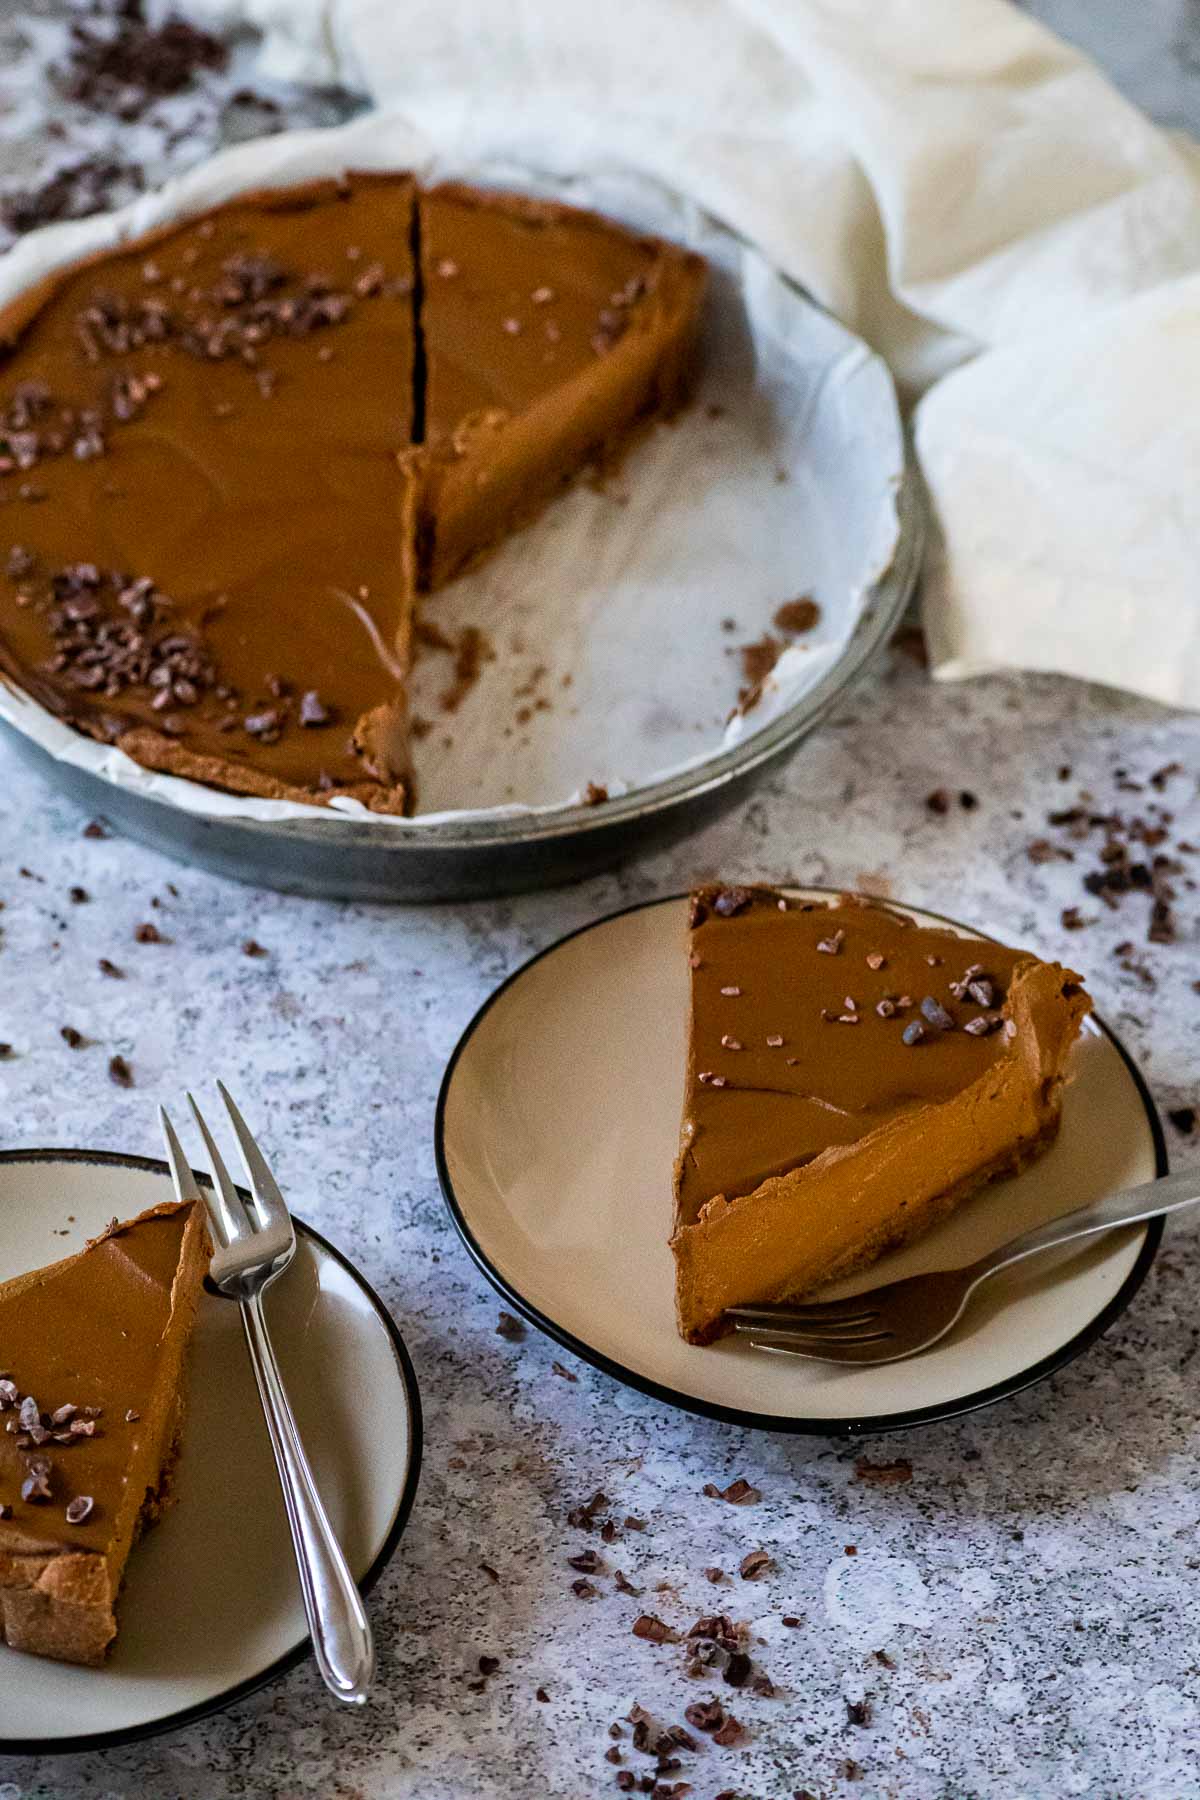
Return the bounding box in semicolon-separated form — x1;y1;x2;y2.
180;0;1200;707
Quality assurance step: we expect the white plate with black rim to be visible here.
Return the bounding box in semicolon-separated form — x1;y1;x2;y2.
0;1151;422;1756
436;891;1166;1435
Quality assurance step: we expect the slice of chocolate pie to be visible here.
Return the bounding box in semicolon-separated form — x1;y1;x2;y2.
0;1200;210;1664
672;887;1091;1345
417;182;706;589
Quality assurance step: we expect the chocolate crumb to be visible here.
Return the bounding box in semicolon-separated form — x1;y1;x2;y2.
1168;1107;1196;1135
685;1699;726;1732
582;782;609;806
571;1578;598;1599
477;1654;500;1676
568;1549;603;1574
632;1614;678;1644
739;1548;771;1580
703;1478;761;1505
60;1025;84;1048
567;1490;609;1529
298;689;332;727
551;1361;577;1382
97;958;123;978
21;1459;52;1503
773;597;820;635
713;1713;745;1746
712;886;754;919
614;1569;642;1596
536;1686;549;1702
133;921;165;943
723;1651;752;1689
241;939;268;958
108;1053;133;1087
925;789;951;815
846;1699;872;1727
704;1567;724;1584
873;1649;895;1668
495;1310;525;1340
68;886;89;904
781;1615;802;1628
854;1457;914;1489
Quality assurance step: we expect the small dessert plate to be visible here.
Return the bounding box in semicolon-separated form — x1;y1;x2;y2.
0;1151;421;1755
437;891;1165;1435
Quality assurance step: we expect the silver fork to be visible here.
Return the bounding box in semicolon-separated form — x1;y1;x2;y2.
161;1083;375;1705
727;1165;1200;1365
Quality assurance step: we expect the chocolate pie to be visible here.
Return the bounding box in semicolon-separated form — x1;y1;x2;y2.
672;887;1091;1344
0;1200;210;1664
0;174;706;812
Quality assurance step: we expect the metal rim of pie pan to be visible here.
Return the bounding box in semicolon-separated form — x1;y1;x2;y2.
0;447;925;904
433;890;1167;1438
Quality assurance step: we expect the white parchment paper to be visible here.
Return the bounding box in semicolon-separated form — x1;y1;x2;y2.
0;112;905;827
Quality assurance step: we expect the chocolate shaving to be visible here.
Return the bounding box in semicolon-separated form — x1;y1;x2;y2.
684;1699;726;1732
632;1614;678;1644
738;1548;771;1580
703;1478;761;1505
298;689;332;727
854;1458;912;1487
712;886;754;919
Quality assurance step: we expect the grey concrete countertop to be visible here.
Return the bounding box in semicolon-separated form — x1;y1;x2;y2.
1;4;1199;1798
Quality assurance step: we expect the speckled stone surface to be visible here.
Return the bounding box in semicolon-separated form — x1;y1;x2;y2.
1;6;1200;1800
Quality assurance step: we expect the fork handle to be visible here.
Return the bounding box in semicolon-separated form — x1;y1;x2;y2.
974;1165;1200;1285
240;1292;375;1705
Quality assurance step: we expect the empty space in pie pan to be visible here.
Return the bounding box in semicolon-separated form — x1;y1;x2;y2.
0;114;921;901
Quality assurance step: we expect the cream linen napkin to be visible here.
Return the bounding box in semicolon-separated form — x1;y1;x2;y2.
177;0;1200;707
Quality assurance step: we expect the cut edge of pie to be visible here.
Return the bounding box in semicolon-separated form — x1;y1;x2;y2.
671;886;1092;1346
0;1199;210;1665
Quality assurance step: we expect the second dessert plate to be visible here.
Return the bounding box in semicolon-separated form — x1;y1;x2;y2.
0;1152;422;1755
437;892;1165;1434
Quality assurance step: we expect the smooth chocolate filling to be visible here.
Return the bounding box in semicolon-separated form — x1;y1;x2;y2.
678;891;1032;1220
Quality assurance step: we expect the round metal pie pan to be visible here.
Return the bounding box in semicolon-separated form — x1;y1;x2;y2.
1;462;923;902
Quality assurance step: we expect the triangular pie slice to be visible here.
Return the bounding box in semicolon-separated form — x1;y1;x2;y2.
672;887;1091;1344
0;1199;210;1664
415;181;707;590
